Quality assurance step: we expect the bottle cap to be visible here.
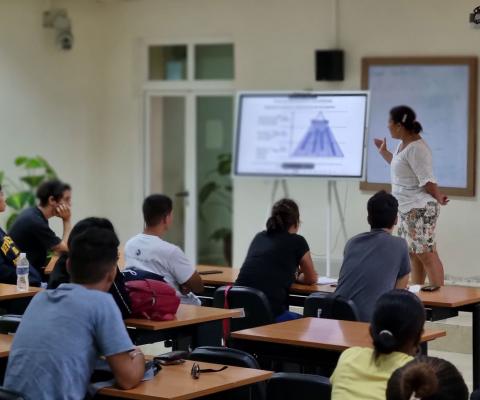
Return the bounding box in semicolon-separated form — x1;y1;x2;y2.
20;253;26;258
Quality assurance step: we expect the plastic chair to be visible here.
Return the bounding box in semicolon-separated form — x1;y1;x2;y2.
0;315;22;334
303;293;360;321
189;346;266;400
213;286;275;331
266;372;331;400
0;388;24;400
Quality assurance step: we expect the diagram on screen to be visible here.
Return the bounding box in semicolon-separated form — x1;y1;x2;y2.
292;112;344;157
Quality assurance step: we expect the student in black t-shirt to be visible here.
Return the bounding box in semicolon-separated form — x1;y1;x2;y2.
235;198;318;321
0;184;41;286
9;180;72;274
48;217;132;318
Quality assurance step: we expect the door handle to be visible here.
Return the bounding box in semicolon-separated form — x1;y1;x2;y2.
175;191;189;198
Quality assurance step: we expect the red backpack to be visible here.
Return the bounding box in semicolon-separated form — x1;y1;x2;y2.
125;279;180;321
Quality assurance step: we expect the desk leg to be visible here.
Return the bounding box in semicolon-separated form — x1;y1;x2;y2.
473;304;480;390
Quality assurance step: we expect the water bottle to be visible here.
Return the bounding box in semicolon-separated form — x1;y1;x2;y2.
16;253;29;292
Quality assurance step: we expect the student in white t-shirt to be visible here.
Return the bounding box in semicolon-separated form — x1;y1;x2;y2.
124;194;204;305
374;105;448;286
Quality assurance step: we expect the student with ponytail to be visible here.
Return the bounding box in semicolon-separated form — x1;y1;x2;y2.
374;105;448;286
387;356;468;400
331;289;426;400
235;198;317;322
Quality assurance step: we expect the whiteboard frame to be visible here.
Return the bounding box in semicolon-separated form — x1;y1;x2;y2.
233;90;370;179
359;57;477;197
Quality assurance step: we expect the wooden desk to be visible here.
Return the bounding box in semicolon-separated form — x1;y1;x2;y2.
0;283;41;301
231;317;445;351
45;248;126;275
0;334;13;358
125;304;242;331
231;317;445;370
99;360;273;400
197;265;335;303
125;304;241;348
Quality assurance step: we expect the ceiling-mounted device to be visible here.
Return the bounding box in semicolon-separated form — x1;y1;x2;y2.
43;9;73;50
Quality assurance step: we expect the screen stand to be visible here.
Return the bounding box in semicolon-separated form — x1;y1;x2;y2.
325;180;348;277
271;178;290;201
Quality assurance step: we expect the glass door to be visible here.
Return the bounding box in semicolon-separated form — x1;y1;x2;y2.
196;95;233;266
145;92;233;265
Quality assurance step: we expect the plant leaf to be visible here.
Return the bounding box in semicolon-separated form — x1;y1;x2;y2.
14;157;28;166
24;158;43;169
6;212;19;231
0;171;4;185
26;192;35;206
36;156;57;178
209;228;232;241
6;191;31;210
199;182;219;203
20;175;46;188
218;159;231;175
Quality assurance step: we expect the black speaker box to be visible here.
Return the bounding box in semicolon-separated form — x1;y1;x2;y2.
315;49;344;81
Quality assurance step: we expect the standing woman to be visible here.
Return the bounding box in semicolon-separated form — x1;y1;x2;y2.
235;198;318;322
374;105;448;286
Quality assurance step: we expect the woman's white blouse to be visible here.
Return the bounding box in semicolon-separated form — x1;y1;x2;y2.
391;139;437;213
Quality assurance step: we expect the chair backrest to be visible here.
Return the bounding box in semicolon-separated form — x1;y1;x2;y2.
266;372;331;400
213;286;275;331
303;293;360;321
189;346;265;400
0;388;24;400
0;315;22;335
471;390;480;400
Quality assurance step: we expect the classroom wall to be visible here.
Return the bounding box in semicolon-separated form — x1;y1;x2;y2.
96;0;480;281
2;0;480;281
0;0;107;232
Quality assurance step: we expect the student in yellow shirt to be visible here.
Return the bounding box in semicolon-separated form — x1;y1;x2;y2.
387;356;468;400
331;289;425;400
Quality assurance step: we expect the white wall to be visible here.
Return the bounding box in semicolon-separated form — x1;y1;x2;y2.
0;0;107;232
1;0;479;280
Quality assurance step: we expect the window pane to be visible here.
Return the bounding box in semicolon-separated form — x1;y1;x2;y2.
148;45;187;80
195;44;234;80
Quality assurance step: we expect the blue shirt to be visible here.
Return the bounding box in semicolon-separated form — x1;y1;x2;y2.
4;283;134;400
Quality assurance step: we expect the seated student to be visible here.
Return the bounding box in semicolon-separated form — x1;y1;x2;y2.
331;289;425;400
4;225;145;399
334;190;410;322
125;194;204;305
235;198;318;322
48;217;131;317
387;355;468;400
0;184;41;286
8;179;72;274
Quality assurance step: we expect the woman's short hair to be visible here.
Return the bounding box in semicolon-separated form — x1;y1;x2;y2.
390;105;423;134
266;198;300;233
386;356;468;400
370;289;425;359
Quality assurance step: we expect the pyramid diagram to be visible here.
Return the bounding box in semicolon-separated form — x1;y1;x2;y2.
292;112;344;157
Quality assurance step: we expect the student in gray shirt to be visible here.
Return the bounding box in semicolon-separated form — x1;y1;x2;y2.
335;191;410;322
4;224;145;400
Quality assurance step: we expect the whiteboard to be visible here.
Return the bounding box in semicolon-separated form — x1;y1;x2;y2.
234;92;368;178
361;57;477;196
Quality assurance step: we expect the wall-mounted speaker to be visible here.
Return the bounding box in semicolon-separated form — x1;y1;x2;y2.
315;50;344;81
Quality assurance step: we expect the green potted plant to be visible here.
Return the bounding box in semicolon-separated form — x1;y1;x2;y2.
0;156;58;230
198;153;233;265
